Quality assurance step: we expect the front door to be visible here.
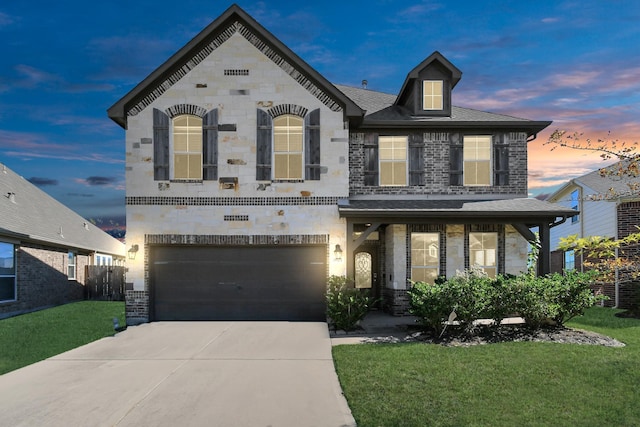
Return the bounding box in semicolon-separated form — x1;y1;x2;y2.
354;245;380;306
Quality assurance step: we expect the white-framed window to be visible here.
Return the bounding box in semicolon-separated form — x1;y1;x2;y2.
172;114;203;180
68;251;76;280
463;135;492;186
564;250;575;272
0;242;16;302
411;233;440;284
422;80;443;110
273;114;304;180
469;232;497;278
379;136;408;186
571;189;580;223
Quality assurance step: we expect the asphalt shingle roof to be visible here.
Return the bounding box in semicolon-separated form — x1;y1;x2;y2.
0;163;125;256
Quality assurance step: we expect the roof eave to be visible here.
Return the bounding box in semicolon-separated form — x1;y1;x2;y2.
357;119;552;135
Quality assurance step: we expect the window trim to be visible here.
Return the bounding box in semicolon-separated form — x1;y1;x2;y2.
379;135;408;187
0;241;16;302
410;232;441;284
571;189;580;223
468;231;498;277
463;135;492;186
67;251;77;281
272;114;304;181
171;114;204;181
422;80;444;111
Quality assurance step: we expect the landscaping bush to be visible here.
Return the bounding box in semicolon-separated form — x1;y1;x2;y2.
409;268;606;333
326;275;374;331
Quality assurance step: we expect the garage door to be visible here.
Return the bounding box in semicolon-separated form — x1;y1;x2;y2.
151;245;327;321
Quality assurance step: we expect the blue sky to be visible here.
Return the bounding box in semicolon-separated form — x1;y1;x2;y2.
1;1;639;230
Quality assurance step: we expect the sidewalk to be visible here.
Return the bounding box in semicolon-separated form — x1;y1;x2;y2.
329;311;421;345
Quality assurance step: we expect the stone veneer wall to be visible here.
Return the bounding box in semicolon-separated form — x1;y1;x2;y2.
0;243;87;319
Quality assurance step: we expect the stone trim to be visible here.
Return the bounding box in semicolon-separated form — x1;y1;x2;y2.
127;21;343;117
165;104;208;118
145;234;328;246
126;196;341;206
267;104;308;118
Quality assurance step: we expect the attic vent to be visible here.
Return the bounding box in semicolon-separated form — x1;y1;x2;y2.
224;215;249;221
224;69;250;76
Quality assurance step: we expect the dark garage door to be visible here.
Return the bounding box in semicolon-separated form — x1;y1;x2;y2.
151;245;327;321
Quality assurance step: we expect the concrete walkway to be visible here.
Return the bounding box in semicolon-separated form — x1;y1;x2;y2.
0;322;356;427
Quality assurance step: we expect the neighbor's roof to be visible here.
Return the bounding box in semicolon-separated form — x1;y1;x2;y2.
107;4;363;129
548;160;640;202
335;84;551;135
338;197;578;225
0;163;125;256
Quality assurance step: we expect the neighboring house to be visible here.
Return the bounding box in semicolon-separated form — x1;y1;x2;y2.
108;5;577;325
548;162;640;308
0;163;126;319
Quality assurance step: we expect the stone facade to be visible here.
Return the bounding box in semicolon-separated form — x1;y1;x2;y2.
0;243;87;319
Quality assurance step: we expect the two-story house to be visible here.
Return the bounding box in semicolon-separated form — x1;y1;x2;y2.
108;4;577;325
548;162;640;308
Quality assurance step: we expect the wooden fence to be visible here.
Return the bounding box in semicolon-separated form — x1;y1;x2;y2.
85;266;126;301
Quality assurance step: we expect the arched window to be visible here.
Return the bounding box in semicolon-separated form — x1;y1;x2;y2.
172;115;203;180
273;114;303;180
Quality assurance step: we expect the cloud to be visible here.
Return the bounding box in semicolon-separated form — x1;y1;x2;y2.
541;17;560;24
13;64;62;89
0;11;14;27
28;177;58;186
83;176;119;186
67;192;95;198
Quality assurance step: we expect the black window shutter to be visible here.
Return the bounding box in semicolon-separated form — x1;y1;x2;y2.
408;133;425;186
256;109;272;180
304;109;321;180
363;133;379;186
153;108;169;180
202;109;218;180
449;133;463;185
493;134;509;186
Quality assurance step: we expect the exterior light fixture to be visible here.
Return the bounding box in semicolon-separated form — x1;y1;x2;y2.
334;244;343;262
127;244;139;260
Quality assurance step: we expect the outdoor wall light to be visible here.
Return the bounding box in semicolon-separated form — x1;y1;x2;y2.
334;244;343;262
127;244;139;260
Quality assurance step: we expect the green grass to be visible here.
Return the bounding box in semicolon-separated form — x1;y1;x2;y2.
333;307;640;427
0;301;125;375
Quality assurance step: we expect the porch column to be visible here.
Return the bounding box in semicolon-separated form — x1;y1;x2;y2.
538;222;551;275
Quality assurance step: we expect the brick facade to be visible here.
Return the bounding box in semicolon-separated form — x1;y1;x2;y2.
0;243;87;318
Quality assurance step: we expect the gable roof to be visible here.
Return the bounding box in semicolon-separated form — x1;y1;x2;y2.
107;4;363;129
0;163;125;256
548;161;640;202
336;84;551;135
395;51;462;106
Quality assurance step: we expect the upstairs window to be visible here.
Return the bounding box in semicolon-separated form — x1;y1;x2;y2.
379;136;408;186
571;189;580;223
422;80;443;110
173;115;203;180
469;232;497;278
0;242;16;302
273;114;304;180
463;135;492;186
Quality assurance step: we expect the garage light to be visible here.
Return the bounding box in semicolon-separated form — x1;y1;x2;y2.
127;244;139;260
334;244;343;262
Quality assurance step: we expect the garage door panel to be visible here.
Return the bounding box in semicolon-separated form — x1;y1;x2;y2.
151;246;326;321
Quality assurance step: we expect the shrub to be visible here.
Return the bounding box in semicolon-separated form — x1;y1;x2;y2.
546;270;607;325
326;275;374;331
444;268;493;331
408;281;451;335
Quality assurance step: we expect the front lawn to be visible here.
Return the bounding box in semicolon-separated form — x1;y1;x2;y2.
333;307;640;427
0;301;125;375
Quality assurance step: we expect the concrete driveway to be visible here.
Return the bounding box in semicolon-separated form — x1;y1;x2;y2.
0;322;356;427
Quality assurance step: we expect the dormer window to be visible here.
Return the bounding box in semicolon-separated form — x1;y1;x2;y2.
422;80;443;110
